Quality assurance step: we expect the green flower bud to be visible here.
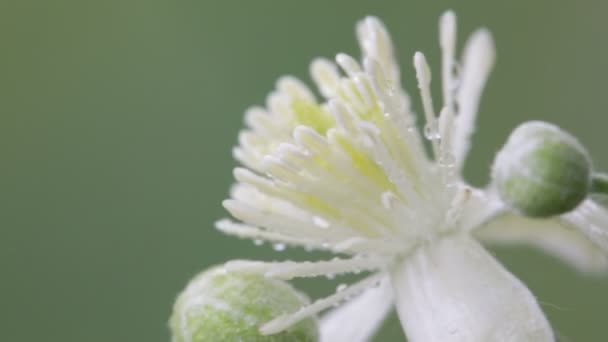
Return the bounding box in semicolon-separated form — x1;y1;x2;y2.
491;121;591;217
170;266;318;342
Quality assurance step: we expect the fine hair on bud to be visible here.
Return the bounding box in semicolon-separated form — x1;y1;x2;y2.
491;120;592;217
170;265;318;342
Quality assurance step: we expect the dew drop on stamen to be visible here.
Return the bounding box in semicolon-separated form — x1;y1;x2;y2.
381;191;398;209
424;121;441;140
272;243;286;251
386;81;396;96
438;151;456;168
362;135;374;148
451;77;461;93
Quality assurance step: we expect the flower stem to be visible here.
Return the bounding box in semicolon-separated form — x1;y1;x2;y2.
591;172;608;195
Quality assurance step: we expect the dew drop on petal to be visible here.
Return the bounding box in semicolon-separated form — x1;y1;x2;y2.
336;283;348;292
253;239;264;246
325;273;335;280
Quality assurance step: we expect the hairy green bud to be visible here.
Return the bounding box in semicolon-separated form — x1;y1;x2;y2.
492;121;591;217
170;266;318;342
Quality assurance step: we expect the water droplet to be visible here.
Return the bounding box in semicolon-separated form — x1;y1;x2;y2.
336;284;347;292
272;243;286;251
438;152;456;168
253;239;264;246
362;135;374;148
381;191;398;209
451;78;461;92
386;82;396;96
423;121;441;140
312;216;330;229
325;273;335;280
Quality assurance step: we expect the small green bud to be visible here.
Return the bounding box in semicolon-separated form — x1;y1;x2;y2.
492;121;591;217
169;265;318;342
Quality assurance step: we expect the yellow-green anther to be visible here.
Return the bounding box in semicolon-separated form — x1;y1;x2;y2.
491;121;592;217
170;266;318;342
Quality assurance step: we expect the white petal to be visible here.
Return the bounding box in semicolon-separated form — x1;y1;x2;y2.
319;276;393;342
390;234;553;342
476;203;608;273
563;199;608;253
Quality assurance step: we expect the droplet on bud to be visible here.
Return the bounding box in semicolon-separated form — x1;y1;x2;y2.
169;266;318;341
491;121;591;217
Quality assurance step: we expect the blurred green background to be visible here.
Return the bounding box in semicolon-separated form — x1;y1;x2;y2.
2;1;607;341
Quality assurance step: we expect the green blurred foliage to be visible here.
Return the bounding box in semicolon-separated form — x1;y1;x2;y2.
1;1;607;341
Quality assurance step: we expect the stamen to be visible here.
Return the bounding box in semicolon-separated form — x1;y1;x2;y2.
414;52;440;158
453;29;495;170
356;17;399;86
277;76;316;102
215;219;329;250
224;256;384;280
439;11;457;161
439;10;457;113
310;58;341;98
336;53;362;77
260;273;384;335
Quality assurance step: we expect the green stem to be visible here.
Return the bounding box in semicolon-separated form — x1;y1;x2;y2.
590;172;608;195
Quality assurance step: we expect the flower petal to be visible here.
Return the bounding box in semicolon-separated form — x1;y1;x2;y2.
476;201;608;273
389;235;553;342
563;199;608;253
319;276;393;342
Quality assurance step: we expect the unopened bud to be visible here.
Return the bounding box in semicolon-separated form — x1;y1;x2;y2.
492;121;591;217
170;265;318;342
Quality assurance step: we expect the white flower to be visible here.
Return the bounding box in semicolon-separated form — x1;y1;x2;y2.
215;10;608;342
